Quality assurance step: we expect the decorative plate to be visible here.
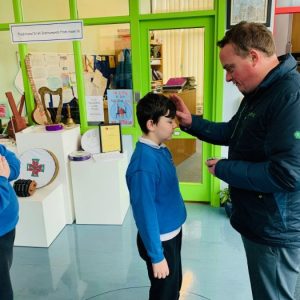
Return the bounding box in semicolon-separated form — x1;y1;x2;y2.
81;128;100;154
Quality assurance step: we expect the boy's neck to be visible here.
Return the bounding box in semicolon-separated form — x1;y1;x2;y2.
142;134;162;146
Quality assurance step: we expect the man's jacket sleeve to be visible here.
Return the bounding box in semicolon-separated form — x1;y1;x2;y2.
182;114;236;146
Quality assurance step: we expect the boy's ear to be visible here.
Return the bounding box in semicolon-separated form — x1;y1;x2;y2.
146;119;155;131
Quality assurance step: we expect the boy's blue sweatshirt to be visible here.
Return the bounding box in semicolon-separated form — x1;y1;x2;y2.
0;145;20;237
126;140;186;263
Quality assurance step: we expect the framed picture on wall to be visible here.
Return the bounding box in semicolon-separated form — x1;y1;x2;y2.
227;0;272;29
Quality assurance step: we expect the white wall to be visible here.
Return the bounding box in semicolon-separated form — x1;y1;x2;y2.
274;14;292;56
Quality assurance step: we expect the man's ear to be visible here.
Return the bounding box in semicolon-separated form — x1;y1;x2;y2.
146;119;155;132
249;49;259;66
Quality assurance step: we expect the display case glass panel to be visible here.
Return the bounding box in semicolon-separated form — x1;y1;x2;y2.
22;0;70;22
77;0;129;18
140;0;214;14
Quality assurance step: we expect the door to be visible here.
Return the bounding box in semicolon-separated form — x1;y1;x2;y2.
139;17;215;201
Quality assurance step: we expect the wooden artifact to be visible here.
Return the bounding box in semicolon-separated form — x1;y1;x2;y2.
5;92;27;139
38;86;63;124
24;54;52;125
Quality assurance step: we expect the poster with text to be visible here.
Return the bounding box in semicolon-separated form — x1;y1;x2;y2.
86;95;104;123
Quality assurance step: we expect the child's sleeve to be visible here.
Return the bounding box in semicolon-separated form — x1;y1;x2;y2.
128;170;164;263
0;145;19;213
0;176;11;213
0;145;21;181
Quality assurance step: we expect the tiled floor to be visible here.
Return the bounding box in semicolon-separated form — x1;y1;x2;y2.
11;203;252;300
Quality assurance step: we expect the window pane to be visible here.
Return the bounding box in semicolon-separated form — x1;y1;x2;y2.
140;0;214;14
152;28;204;115
77;0;129;18
165;139;203;183
22;0;70;22
277;0;300;7
0;0;14;23
82;24;133;125
0;32;20;125
151;28;204;183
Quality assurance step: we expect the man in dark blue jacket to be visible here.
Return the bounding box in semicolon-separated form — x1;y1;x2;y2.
171;21;300;300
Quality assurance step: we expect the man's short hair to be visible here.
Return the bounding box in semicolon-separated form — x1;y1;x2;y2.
136;92;176;134
217;21;276;57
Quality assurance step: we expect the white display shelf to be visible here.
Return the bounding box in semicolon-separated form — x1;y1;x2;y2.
15;125;81;224
70;152;129;225
15;183;66;247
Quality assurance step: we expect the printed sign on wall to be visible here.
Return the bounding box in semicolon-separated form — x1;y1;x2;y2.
10;20;83;44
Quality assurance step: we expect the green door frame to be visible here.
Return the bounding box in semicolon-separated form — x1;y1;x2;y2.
139;16;217;203
135;2;226;206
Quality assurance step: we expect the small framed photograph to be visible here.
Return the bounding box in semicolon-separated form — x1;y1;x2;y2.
98;123;123;153
227;0;272;29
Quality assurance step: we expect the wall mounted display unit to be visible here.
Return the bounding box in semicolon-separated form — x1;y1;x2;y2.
227;0;272;29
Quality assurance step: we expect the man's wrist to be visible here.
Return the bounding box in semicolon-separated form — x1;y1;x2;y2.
180;124;192;131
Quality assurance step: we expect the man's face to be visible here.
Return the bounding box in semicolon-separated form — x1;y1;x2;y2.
219;43;256;94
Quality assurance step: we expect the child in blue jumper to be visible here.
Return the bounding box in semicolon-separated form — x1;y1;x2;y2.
126;92;187;300
0;144;21;300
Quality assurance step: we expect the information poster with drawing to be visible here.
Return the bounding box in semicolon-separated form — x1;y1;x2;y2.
107;89;133;125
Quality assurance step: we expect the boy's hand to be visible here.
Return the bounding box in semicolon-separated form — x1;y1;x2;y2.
152;258;169;279
0;156;10;178
169;94;192;128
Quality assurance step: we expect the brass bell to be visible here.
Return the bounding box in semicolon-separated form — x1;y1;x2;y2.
65;104;75;126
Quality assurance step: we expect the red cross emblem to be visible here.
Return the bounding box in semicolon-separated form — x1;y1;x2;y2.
27;159;45;177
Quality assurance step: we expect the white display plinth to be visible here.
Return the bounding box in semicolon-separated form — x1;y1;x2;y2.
70;152;129;225
15;183;66;247
15;125;81;224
